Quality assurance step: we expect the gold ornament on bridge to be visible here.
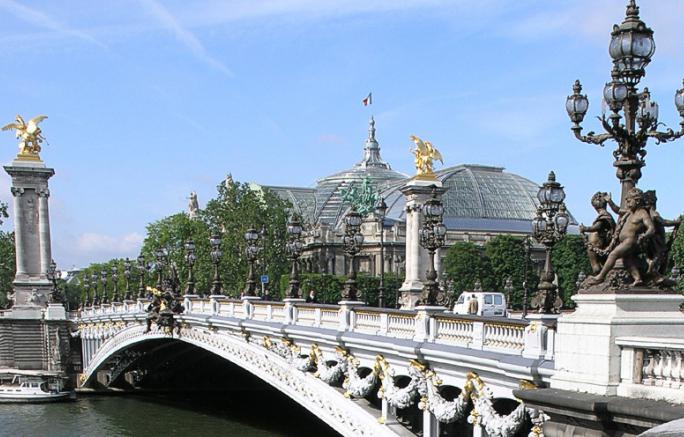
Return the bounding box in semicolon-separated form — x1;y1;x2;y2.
2;114;48;161
410;135;443;179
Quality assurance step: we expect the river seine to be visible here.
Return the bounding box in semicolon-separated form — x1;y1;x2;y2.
0;391;339;437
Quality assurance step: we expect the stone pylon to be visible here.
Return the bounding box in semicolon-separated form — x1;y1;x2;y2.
4;158;55;318
398;178;446;309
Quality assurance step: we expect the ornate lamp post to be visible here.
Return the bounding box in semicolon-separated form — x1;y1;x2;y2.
504;277;514;311
375;197;388;308
341;207;364;301
260;225;268;297
243;228;260;297
83;275;91;308
576;271;587;293
111;265;120;303
123;258;132;301
184;239;197;296
47;259;63;304
418;192;447;306
566;0;684;209
137;254;147;299
285;216;303;299
154;248;167;291
91;273;100;306
531;172;570;314
209;233;223;295
100;270;109;304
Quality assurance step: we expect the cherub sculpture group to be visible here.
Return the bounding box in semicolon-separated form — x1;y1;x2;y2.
580;188;681;290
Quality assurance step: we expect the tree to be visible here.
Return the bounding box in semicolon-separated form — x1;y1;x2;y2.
670;229;684;291
552;235;591;308
484;236;533;309
442;242;493;300
0;202;15;308
201;180;291;296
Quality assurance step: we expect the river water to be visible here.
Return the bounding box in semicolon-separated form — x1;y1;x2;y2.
0;391;340;437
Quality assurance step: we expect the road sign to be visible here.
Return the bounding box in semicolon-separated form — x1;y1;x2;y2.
260;275;269;284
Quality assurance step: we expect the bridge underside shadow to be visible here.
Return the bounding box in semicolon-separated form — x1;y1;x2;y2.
87;337;339;436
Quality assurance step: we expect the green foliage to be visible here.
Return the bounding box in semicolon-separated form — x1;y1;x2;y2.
484;235;538;310
670;229;684;291
552;235;591;308
278;272;404;307
442;242;494;297
74;180;292;299
0;231;16;309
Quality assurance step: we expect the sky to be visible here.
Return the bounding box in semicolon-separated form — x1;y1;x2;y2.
1;0;683;270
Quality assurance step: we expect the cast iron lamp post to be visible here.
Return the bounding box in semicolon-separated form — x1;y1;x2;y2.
576;271;587;293
418;191;447;306
341;207;364;301
123;258;132;301
531;172;570;314
154;248;167;291
566;0;684;208
47;259;64;304
209;233;223;295
91;273;100;306
83;275;91;308
184;239;197;296
137;254;147;299
504;277;514;311
111;265;120;303
285;216;303;299
243;229;260;297
375;197;388;308
100;270;109;304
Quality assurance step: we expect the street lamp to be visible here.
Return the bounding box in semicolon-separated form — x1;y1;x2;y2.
418;190;447;306
123;258;132;301
91;273;100;306
375;197;388;308
567;0;684;209
47;259;63;304
100;270;109;304
111;265;120;303
243;228;260;297
530;171;569;314
285;216;303;299
504;277;514;311
137;254;147;299
154;248;167;291
83;275;91;308
209;233;223;295
185;239;197;296
576;271;587;292
341;207;364;301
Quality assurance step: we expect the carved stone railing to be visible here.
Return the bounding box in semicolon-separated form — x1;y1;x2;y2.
617;337;684;403
74;296;552;359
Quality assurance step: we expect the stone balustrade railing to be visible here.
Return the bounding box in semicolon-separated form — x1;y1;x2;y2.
617;337;684;403
75;296;552;359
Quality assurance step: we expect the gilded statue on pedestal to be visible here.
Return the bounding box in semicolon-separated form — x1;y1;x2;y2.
410;135;443;178
2;114;48;160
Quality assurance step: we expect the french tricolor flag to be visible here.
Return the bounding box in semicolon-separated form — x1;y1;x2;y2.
362;92;372;106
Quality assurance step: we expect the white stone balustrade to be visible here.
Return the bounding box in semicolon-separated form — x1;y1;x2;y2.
617;337;684;403
74;297;550;358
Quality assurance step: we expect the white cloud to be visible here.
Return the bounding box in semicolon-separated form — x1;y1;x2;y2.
0;0;107;49
140;0;233;77
75;232;144;259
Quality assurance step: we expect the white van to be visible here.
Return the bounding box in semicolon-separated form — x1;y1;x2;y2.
452;292;508;317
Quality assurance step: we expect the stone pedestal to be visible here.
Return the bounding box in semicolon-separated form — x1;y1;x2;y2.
551;293;684;396
398;178;445;310
338;300;365;331
4;159;54;316
44;303;66;320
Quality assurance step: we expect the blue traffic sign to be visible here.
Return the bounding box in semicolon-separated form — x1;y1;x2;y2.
260;275;269;284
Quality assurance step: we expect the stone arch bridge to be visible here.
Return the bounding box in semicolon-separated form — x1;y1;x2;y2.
72;296;556;437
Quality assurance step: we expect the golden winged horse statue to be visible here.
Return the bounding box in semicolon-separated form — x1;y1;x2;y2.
2;114;48;159
410;135;443;178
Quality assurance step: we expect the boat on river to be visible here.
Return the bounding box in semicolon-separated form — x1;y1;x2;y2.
0;374;70;403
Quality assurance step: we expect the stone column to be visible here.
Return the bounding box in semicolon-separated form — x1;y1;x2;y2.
4;159;55;315
398;178;446;309
37;187;52;277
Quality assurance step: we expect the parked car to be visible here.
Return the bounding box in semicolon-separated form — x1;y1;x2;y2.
452;292;508;317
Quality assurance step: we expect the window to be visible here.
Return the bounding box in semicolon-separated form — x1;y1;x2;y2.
484;295;493;305
494;295;503;305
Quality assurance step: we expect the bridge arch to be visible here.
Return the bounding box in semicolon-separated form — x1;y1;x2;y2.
81;324;395;437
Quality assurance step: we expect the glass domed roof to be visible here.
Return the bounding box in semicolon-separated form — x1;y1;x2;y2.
381;165;554;233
